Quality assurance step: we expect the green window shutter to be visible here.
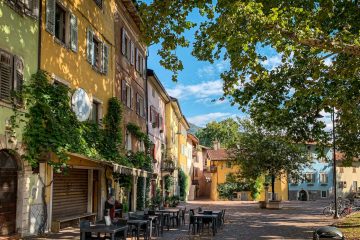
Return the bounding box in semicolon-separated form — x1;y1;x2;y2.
13;56;24;105
87;28;94;64
70;14;78;52
102;43;109;74
46;0;56;35
0;51;13;101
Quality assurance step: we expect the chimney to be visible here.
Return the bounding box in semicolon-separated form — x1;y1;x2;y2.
213;140;221;150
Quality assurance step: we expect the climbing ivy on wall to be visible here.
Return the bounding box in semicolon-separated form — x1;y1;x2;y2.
136;176;145;210
178;168;188;200
12;71;124;170
126;123;151;149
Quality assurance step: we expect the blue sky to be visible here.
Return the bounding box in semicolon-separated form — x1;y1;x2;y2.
146;10;284;127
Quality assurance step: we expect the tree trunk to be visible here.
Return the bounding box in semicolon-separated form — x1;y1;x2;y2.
271;175;275;201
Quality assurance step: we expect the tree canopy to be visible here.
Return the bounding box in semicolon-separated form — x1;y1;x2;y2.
195;118;240;148
232;120;309;186
138;0;360;161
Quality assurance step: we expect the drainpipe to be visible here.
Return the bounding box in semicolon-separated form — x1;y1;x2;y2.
37;0;42;71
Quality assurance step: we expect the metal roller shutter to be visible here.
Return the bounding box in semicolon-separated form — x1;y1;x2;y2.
52;168;88;219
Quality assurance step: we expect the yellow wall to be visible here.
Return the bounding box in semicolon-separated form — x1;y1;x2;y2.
210;159;289;201
40;0;115;112
177;122;188;172
210;161;239;201
337;162;360;197
165;103;179;162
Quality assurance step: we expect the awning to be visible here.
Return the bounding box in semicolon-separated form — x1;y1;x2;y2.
113;163;151;178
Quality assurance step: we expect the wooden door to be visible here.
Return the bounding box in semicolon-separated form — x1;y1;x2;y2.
0;151;18;236
92;170;99;214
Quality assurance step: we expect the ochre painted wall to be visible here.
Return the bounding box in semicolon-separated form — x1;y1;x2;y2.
40;0;115;113
210;161;239;201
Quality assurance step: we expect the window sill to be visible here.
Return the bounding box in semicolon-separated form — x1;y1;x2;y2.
307;183;315;186
320;183;328;186
5;1;38;20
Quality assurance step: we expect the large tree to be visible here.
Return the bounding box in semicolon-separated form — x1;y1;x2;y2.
195;118;240;148
231;120;309;199
137;0;360;161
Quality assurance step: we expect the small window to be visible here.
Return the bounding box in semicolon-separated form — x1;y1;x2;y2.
226;161;232;168
353;167;357;173
125;131;132;151
93;37;101;70
353;181;358;192
121;28;131;61
90;101;101;124
319;173;328;184
339;167;344;173
93;0;102;9
121;80;132;109
55;3;67;44
305;173;315;183
321;191;327;198
136;93;145;117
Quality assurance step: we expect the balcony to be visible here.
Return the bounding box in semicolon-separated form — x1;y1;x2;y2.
161;160;176;174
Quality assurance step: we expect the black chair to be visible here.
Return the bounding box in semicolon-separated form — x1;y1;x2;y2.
80;220;97;240
169;210;180;227
180;207;186;225
188;209;201;234
198;207;202;213
221;209;226;225
202;211;213;233
129;214;150;240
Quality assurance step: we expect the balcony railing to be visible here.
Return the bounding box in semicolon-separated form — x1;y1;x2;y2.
161;160;176;174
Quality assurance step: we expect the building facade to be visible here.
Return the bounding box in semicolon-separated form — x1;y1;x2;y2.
0;1;40;237
288;144;333;201
40;0;115;232
147;69;169;196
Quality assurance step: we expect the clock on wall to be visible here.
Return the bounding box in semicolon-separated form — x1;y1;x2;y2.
71;88;91;122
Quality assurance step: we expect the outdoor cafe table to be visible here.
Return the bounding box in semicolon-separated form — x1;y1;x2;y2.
127;219;149;240
147;215;158;239
193;213;218;236
156;208;180;229
80;224;127;240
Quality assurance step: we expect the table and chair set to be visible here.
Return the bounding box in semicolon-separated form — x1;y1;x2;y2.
80;206;187;240
188;208;226;236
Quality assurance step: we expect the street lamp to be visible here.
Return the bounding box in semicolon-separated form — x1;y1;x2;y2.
316;107;339;219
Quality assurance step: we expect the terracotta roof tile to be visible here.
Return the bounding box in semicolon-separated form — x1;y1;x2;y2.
207;149;229;160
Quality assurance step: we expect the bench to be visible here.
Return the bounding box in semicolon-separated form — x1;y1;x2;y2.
51;213;97;233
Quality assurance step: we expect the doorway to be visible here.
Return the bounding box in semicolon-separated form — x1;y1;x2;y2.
299;190;308;201
93;170;99;215
0;150;18;236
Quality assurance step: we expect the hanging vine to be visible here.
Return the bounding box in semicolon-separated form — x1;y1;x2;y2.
11;71;124;170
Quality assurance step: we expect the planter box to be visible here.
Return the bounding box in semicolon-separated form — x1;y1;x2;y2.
266;200;283;209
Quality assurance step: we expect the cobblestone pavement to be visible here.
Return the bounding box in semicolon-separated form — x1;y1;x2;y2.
26;200;335;240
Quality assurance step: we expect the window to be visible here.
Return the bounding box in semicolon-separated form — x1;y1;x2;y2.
46;0;77;51
305;173;315;184
290;176;299;185
121;80;132;108
319;173;328;184
149;106;159;128
339;181;347;188
55;3;66;43
89;101;101;124
339;167;344;173
125;131;132;151
136;93;145;118
86;29;109;74
139;141;145;152
136;49;146;78
0;50;23;103
121;28;133;63
353;181;358;192
6;0;39;17
93;0;102;9
226;161;232;168
353;167;357;173
321;191;327;198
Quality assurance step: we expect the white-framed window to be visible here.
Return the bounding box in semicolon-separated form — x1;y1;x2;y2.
0;50;24;104
305;173;315;184
319;173;328;184
135;48;146;78
353;181;358;192
121;80;132;109
339;181;347;188
125;130;132;151
136;93;145;118
321;191;327;198
89;100;101;124
86;28;109;74
46;0;77;52
6;0;39;18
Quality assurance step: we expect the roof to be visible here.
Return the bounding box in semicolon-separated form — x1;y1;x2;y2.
207;149;229;161
187;133;199;144
121;0;143;29
147;69;170;102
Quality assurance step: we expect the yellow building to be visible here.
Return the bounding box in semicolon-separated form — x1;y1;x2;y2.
337;160;360;198
164;97;189;195
39;0;115;231
206;142;288;201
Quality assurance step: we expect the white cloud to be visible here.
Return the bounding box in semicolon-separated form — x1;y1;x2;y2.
262;55;282;70
188;112;234;127
197;65;216;79
215;60;230;72
167;80;223;100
